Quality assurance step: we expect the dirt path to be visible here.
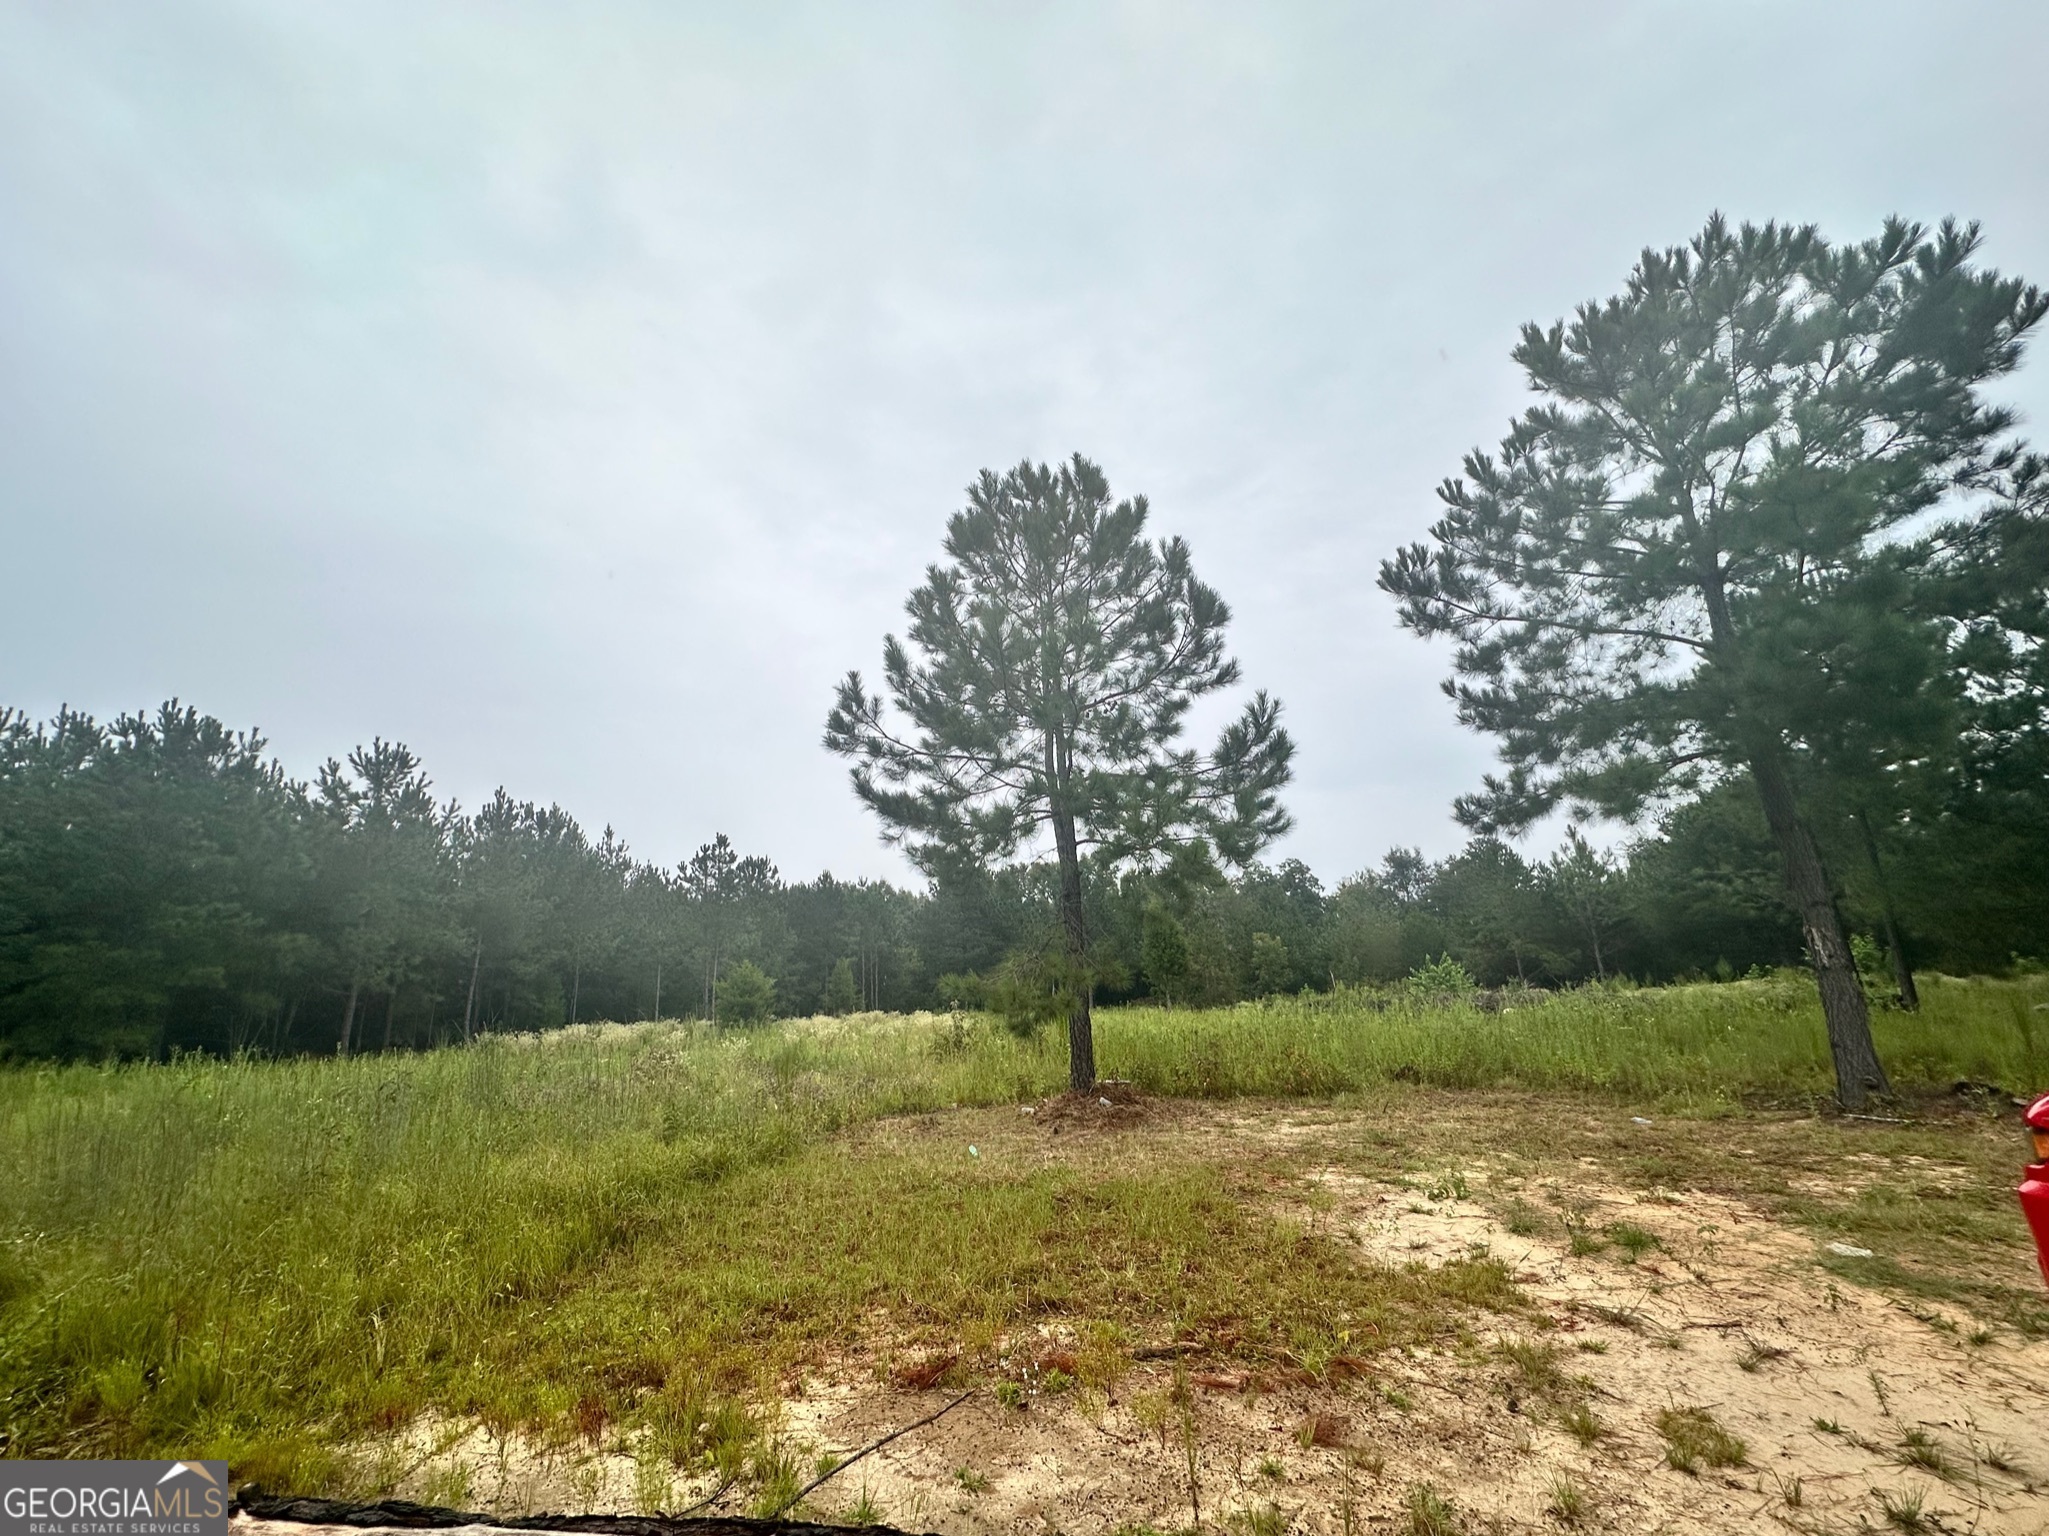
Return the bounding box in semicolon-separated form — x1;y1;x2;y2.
299;1099;2049;1536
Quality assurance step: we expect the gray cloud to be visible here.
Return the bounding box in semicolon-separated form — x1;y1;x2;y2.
4;0;2046;880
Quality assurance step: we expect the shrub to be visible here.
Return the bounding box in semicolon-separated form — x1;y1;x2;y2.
984;947;1089;1039
1250;933;1292;996
932;971;985;1010
716;962;776;1025
1406;955;1476;996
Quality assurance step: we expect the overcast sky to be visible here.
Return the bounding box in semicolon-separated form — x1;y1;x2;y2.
4;2;2047;885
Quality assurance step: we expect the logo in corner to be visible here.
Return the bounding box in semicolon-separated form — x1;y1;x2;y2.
2;1459;230;1536
156;1464;221;1487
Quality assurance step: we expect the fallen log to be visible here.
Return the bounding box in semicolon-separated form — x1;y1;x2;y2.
235;1490;935;1536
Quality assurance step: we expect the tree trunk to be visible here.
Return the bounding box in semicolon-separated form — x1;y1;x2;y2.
1855;811;1920;1011
1749;753;1892;1108
570;956;581;1024
382;985;399;1051
339;978;359;1057
462;934;482;1042
1693;528;1891;1109
1049;802;1096;1093
1040;721;1097;1093
653;959;662;1023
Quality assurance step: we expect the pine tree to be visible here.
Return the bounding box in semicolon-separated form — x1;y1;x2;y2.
682;833;779;1020
1380;214;2044;1106
1544;829;1622;983
714;959;776;1025
821;956;859;1015
1139;899;1190;1007
453;790;544;1040
827;454;1295;1090
315;739;447;1055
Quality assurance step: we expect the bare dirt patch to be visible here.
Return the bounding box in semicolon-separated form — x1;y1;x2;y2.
302;1098;2049;1536
1308;1162;2047;1535
1023;1078;1155;1134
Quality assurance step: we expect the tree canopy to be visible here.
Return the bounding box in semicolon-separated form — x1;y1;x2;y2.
826;454;1295;1088
1380;215;2046;1106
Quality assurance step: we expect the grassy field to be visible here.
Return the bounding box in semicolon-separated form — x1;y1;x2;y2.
0;971;2042;1499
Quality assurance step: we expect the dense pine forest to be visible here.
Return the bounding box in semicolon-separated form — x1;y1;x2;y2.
3;685;2042;1062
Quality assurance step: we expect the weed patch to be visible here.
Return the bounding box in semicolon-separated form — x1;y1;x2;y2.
1407;1482;1460;1536
1655;1407;1747;1473
1545;1477;1588;1526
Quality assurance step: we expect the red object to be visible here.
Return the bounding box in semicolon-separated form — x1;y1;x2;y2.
2022;1092;2049;1288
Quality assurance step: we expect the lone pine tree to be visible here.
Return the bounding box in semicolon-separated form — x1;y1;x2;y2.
827;454;1294;1090
1381;214;2044;1108
682;832;779;1021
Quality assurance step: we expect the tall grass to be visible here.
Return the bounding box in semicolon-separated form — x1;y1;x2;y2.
0;1017;1057;1475
1102;970;2049;1107
0;973;2041;1480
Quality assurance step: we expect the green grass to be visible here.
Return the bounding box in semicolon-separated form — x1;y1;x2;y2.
1559;1403;1603;1446
1406;1481;1460;1536
1894;1428;1960;1482
1494;1338;1572;1400
1104;969;2049;1107
0;1020;976;1472
1656;1406;1748;1473
0;1012;1520;1486
1875;1485;1930;1533
1546;1476;1588;1526
1607;1222;1660;1262
1;970;2043;1490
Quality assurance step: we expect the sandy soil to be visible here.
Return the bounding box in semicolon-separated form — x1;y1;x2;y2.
255;1102;2049;1536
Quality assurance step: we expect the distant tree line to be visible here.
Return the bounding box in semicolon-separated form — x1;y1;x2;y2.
3;696;2041;1061
0;704;896;1058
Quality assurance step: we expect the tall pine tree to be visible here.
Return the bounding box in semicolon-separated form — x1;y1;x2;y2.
1380;215;2043;1107
827;454;1294;1090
